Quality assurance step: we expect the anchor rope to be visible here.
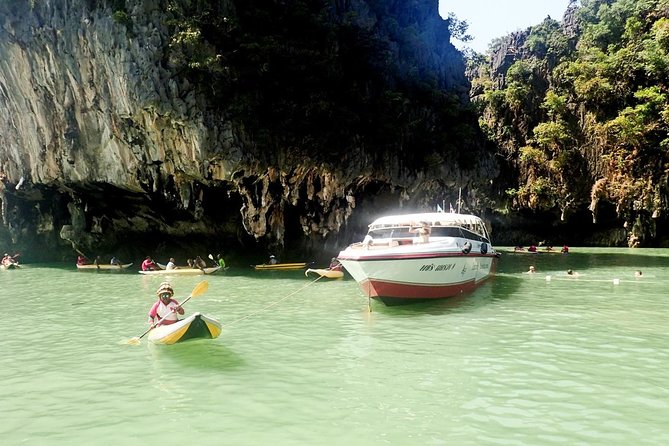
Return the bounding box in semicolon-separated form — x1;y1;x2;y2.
222;274;324;328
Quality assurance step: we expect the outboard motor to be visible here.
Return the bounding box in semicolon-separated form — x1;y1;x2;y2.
480;242;488;254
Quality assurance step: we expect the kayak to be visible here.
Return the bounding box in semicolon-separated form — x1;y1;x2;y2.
148;312;222;345
139;266;221;275
305;268;344;279
253;262;308;271
0;263;19;270
504;249;567;255
76;263;133;270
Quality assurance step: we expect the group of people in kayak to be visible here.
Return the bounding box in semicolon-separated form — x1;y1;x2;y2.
514;244;570;253
1;252;20;267
141;254;227;271
77;254;125;266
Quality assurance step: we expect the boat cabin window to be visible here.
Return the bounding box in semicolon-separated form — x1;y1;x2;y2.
367;222;489;243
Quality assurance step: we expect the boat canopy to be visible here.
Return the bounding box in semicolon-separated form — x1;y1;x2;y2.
368;213;491;241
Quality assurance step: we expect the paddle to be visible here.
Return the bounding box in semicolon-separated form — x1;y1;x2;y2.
126;280;209;345
208;253;230;272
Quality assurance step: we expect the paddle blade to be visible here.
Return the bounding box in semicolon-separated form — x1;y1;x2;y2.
208;254;214;260
126;337;141;346
190;280;209;298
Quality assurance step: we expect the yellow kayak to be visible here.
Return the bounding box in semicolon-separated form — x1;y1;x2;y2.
139;266;221;275
305;268;344;279
76;263;133;270
148;312;222;345
253;262;308;270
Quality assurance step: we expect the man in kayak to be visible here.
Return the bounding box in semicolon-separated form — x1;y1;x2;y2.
2;253;18;267
141;256;158;271
165;257;177;270
148;282;185;327
194;255;207;269
329;257;342;271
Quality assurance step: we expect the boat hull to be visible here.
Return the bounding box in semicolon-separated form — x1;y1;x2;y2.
76;263;133;270
139;266;221;275
254;262;308;271
305;268;344;279
338;238;499;304
148;312;222;345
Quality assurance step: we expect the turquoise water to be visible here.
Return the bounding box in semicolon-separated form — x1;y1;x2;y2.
2;248;669;445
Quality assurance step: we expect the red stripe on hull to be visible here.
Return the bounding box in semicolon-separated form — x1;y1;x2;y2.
360;276;491;302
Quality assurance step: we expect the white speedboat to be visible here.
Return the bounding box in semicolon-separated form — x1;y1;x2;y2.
337;212;499;305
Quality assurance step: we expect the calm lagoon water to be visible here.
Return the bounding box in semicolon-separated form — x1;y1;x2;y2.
2;248;669;445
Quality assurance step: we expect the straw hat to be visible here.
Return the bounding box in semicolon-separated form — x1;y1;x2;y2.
156;282;174;296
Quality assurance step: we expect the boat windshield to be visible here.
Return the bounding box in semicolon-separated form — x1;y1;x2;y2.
367;222;490;243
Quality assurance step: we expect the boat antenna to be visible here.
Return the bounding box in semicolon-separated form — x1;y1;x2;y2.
457;188;462;214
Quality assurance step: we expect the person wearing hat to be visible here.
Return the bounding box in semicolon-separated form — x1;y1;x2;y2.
147;282;185;327
329;257;342;271
2;253;18;267
268;255;278;265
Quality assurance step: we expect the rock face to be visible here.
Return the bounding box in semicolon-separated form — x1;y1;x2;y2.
0;0;495;262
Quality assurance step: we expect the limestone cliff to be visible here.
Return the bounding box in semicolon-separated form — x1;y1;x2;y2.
0;0;495;262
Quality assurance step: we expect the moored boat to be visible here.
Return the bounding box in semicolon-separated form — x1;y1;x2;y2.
148;312;222;345
139;266;221;275
305;268;344;279
337;212;499;305
76;263;133;270
253;262;308;271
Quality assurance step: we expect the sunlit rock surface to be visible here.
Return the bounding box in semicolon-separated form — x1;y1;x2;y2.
0;0;495;261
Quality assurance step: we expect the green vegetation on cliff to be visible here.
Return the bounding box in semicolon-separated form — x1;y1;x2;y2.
472;0;669;246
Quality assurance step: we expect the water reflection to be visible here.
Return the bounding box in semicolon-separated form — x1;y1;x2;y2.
148;341;244;371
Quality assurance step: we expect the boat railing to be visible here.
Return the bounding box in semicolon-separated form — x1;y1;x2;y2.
348;236;463;250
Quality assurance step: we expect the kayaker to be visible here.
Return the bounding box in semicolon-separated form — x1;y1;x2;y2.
216;253;226;268
141;256;158;271
110;256;121;266
148;282;185;327
269;255;278;265
329;257;342;271
165;257;176;270
194;255;207;269
76;254;90;265
2;253;18;266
